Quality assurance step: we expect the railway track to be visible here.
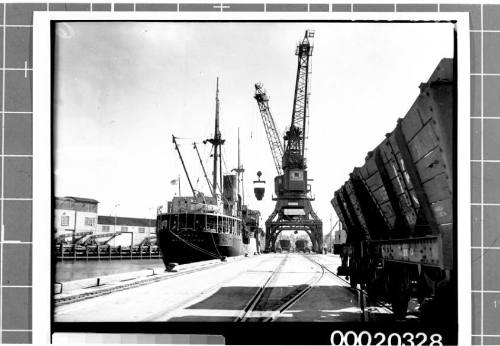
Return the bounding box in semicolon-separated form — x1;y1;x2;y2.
234;253;326;322
305;255;394;315
56;253;397;323
145;255;276;321
234;253;394;323
153;253;328;322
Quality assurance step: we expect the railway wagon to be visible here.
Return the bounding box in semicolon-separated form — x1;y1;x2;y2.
279;239;291;252
331;58;455;319
295;239;309;253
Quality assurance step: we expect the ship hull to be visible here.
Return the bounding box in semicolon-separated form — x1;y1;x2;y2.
157;228;244;265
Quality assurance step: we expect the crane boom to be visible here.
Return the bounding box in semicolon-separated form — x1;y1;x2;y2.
254;83;284;175
284;29;314;170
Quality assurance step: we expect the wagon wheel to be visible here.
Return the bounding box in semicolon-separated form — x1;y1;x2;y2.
365;261;384;302
349;258;358;289
388;264;410;319
419;270;454;323
391;291;410;318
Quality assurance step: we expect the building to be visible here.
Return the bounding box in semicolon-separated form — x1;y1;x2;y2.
54;196;157;246
97;216;156;246
54;197;99;240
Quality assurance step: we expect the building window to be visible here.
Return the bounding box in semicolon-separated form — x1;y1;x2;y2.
85;217;95;226
61;215;69;227
102;225;110;232
138;227;145;233
121;226;128;232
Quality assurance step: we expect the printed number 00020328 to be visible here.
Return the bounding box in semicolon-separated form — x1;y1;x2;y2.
329;331;443;346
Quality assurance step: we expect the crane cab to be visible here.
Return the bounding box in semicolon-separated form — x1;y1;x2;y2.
274;169;308;196
253;171;266;201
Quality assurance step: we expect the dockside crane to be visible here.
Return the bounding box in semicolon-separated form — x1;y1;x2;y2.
254;30;323;253
254;83;284;176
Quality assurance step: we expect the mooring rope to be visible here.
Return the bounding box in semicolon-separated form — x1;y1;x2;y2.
210;231;223;258
166;228;221;259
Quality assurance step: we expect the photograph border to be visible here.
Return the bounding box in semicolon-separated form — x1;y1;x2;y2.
33;10;471;344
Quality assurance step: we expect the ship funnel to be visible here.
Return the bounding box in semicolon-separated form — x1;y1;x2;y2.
253;171;266;201
223;174;238;202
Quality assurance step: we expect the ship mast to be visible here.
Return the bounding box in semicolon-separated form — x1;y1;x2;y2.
232;128;245;205
204;77;225;198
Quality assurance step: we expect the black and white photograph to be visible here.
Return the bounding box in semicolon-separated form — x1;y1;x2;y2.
48;17;464;344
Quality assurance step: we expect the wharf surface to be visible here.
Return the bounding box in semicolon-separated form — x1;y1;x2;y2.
54;253;398;322
56;258;165;282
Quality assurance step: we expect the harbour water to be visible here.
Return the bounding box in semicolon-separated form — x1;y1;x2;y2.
55;259;164;282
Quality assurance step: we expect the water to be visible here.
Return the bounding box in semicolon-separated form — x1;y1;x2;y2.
55;259;165;282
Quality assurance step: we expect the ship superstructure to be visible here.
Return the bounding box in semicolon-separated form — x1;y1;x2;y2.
156;79;256;265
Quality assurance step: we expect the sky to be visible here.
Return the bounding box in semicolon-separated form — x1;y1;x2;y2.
54;21;454;234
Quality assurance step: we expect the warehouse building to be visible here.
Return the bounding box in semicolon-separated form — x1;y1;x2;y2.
54;196;99;240
97;216;156;246
54;196;156;246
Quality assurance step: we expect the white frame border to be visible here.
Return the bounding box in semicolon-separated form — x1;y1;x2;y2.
33;11;471;344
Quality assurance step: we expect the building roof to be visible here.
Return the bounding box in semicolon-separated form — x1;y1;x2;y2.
98;215;155;227
58;196;99;204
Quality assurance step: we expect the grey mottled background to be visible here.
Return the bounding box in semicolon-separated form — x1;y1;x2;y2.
1;2;497;344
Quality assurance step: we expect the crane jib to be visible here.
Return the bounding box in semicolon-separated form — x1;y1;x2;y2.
253;83;284;176
286;30;313;168
253;30;314;173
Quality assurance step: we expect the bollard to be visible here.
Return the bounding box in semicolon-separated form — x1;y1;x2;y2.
165;263;178;272
54;282;63;294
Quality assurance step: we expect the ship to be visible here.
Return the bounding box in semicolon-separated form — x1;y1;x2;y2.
156;78;256;265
